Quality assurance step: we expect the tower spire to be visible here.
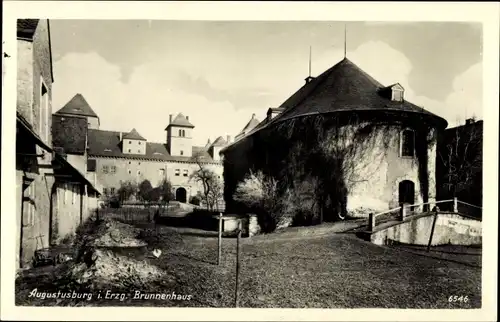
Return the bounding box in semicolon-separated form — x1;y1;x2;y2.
344;23;347;58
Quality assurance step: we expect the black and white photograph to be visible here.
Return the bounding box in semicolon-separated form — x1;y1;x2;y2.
1;2;498;321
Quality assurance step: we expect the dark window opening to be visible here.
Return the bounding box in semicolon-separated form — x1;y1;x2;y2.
401;130;415;157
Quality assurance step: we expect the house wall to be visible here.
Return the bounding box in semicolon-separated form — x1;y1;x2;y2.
90;156;223;201
87;116;99;129
18;167;54;268
122;139;146;155
345;124;428;213
50;183;83;244
16;19;56;268
17;40;34;122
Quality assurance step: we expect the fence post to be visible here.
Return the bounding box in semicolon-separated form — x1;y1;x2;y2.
453;197;458;213
234;220;242;308
399;203;406;221
427;210;439;252
368;213;375;231
217;213;223;265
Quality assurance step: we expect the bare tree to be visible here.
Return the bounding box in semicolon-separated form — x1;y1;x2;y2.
190;151;219;211
438;117;482;198
208;177;224;211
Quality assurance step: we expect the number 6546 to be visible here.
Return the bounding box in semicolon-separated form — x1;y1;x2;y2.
448;295;469;303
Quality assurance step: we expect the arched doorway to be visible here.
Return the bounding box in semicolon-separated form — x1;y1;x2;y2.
175;187;187;203
398;180;415;205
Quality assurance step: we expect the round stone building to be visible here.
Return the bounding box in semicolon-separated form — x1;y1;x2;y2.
221;58;448;223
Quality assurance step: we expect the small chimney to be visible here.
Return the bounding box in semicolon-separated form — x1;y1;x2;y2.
305;76;315;84
465;118;475;125
252;113;256;119
226;135;231;144
169;114;173;124
186;115;189;121
119;132;122;141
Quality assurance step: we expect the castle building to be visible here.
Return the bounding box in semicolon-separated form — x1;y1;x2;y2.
222;58;448;222
53;94;228;203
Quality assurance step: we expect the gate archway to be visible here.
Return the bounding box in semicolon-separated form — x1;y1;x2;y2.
175;187;187;203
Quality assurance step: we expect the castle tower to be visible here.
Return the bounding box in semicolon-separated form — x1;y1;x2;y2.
165;113;194;157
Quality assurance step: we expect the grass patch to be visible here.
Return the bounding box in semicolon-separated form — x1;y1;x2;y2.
16;219;481;308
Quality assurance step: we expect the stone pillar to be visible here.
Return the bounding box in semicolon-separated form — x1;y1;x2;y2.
368;213;375;231
453;197;458;213
399;203;407;221
426;128;437;212
248;214;260;237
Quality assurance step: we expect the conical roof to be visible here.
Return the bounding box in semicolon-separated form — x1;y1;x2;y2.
275;58;447;126
55;94;99;118
122;128;146;141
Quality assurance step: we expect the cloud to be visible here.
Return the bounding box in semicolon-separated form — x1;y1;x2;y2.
53;52;264;147
52;40;482;148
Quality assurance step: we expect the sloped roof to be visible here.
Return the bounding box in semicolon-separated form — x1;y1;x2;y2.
122;128;146;141
223;58;448;153
211;136;227;147
87;129;218;164
275;58;446;124
238;114;260;135
17;19;39;39
55;94;99;118
52;114;87;155
166;113;195;129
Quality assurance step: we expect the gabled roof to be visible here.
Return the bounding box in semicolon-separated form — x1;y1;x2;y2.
122;128;146;141
87;129;219;164
52;114;87;155
166;113;195;129
55;94;99;118
211;136;227;147
223;58;448;153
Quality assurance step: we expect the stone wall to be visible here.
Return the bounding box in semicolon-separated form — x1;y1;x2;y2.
222;116;438;220
370;213;481;246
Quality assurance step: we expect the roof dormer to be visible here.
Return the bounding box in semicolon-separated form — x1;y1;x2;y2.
121;128;147;155
389;83;404;102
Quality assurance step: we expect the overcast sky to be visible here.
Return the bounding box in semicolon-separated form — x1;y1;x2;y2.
49;20;482;146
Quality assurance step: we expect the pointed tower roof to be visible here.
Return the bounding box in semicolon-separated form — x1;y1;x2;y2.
166;113;195;129
55;94;99;118
211;136;227;147
122;128;146;141
239;113;260;134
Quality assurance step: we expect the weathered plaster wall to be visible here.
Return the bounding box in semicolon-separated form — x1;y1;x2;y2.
91;157;223;201
370;213;481;246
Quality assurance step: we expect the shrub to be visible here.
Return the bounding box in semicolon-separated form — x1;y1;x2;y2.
233;171;287;233
189;195;201;206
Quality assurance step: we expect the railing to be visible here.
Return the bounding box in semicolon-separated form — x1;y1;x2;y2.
367;198;482;231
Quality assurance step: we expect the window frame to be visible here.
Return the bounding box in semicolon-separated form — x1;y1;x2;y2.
400;128;416;158
174;169;180;176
